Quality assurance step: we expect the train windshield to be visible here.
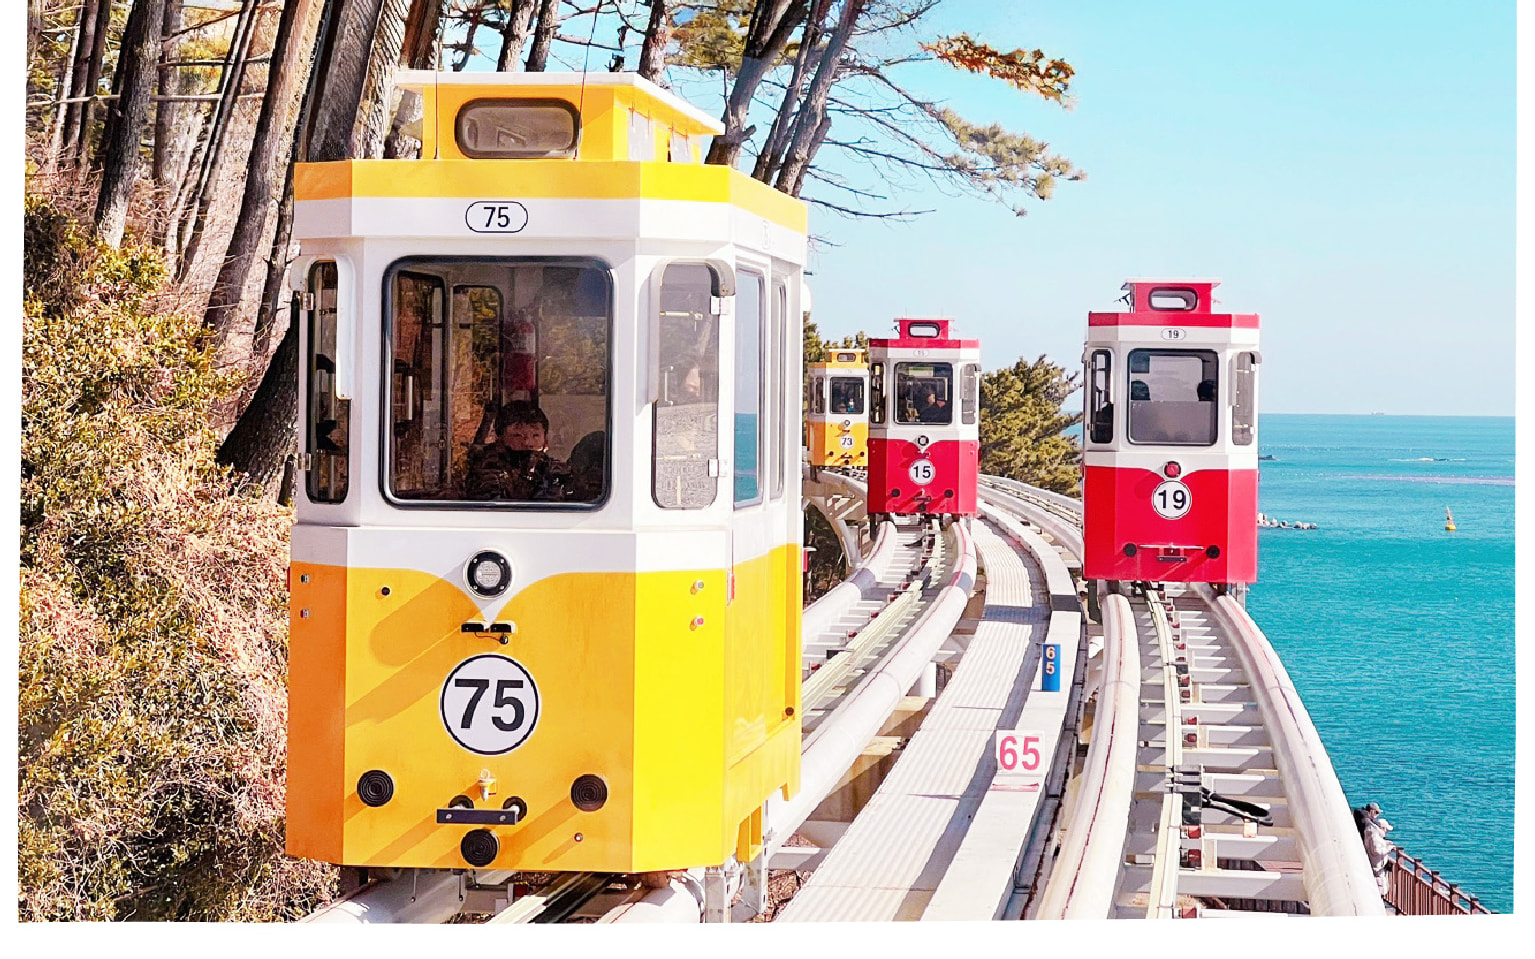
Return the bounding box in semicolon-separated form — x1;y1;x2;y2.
829;376;864;415
1126;349;1218;445
894;362;952;424
384;257;610;507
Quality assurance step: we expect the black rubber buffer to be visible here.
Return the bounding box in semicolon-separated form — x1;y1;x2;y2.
357;770;394;807
571;774;608;812
461;828;499;867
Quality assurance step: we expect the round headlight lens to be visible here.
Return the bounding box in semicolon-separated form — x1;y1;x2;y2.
466;551;512;597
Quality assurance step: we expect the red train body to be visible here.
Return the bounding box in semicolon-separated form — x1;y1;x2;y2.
1081;280;1261;587
866;318;981;522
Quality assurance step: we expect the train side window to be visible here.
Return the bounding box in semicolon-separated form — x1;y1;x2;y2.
735;270;765;507
385;258;611;507
810;376;825;414
894;362;953;425
771;281;787;500
1088;349;1113;444
830;377;864;415
1231;352;1259;445
869;363;886;424
960;363;980;425
1126;349;1219;446
653;263;721;509
306;261;348;503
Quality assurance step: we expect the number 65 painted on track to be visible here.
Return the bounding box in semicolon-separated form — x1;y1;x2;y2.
995;730;1046;775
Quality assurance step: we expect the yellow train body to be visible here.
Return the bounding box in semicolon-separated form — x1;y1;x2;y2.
285;73;806;873
806;351;870;467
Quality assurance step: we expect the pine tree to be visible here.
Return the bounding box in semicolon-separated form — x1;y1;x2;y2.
978;354;1082;496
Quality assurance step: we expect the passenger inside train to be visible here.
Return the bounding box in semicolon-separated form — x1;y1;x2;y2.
894;362;953;424
465;404;575;502
384;258;610;505
830;377;864;414
1125;350;1219;445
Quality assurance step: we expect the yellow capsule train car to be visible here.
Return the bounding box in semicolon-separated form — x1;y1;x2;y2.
286;72;806;876
805;349;869;468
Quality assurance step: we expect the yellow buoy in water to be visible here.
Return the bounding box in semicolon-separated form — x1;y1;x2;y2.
1445;507;1456;532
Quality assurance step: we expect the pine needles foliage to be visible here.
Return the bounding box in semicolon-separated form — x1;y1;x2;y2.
20;196;336;920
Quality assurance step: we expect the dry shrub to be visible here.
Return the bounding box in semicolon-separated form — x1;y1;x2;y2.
20;196;336;920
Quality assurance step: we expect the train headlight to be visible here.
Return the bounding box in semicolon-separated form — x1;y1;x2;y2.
1163;461;1182;478
466;550;512;597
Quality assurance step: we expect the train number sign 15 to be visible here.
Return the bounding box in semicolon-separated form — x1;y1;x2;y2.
1152;479;1192;519
908;459;936;484
440;654;541;755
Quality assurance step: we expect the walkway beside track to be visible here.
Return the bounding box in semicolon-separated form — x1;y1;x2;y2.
778;517;1054;921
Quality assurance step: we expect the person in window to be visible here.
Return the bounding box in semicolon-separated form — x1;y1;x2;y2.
919;389;949;423
465;404;571;502
566;430;606;502
1197;379;1216;402
1130;379;1151;401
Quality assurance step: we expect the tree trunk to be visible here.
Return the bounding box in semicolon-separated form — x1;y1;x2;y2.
496;0;537;71
401;0;443;68
306;0;384;161
202;0;322;360
355;0;411;158
45;2;87;170
753;0;831;183
221;0;417;492
704;0;806;169
175;0;261;278
95;0;168;247
27;0;42;69
153;0;185;189
774;0;864;195
65;0;112;169
637;0;669;83
217;304;299;493
524;0;559;71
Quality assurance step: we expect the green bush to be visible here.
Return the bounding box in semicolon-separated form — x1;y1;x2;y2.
19;197;335;920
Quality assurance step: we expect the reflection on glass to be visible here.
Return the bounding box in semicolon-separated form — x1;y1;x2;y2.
387;259;610;506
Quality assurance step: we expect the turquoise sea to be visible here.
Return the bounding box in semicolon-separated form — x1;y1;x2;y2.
1244;414;1515;913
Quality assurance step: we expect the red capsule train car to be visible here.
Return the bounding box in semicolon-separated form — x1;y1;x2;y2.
867;318;982;524
1081;280;1260;588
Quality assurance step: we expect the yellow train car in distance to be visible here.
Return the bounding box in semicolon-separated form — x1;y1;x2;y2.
285;71;807;877
806;349;869;468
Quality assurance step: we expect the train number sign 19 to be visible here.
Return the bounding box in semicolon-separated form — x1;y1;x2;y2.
1152;479;1192;519
440;654;541;755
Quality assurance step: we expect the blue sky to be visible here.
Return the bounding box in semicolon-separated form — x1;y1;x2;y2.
449;1;1513;415
682;0;1509;418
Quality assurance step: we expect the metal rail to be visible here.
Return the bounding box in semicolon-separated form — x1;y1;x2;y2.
1198;584;1384;915
1033;591;1140;918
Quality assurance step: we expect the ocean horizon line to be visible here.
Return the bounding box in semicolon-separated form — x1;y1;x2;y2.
1262;411;1514;420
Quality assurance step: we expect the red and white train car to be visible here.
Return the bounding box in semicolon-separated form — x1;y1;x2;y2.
867;318;982;524
1081;280;1260;588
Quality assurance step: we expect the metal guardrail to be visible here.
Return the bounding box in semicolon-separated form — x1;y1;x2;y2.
1034;591;1140;919
1385;848;1492;915
764;521;977;859
1198;585;1385;916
